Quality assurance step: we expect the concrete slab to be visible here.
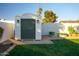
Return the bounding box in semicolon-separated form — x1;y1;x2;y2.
23;40;53;44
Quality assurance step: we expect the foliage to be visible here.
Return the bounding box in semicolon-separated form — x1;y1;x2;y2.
42;10;58;24
68;26;77;34
0;27;4;38
37;8;42;16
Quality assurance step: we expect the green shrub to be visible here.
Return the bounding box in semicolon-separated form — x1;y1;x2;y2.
68;26;77;34
0;27;4;39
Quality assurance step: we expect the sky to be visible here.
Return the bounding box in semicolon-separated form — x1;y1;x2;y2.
0;3;79;22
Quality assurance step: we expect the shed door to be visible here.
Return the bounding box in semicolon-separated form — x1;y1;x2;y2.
21;19;35;40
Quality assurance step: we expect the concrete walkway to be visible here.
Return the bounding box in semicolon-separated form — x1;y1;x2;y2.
23;40;53;44
9;39;24;45
8;35;62;45
0;40;14;56
42;35;62;40
2;44;16;56
9;38;53;45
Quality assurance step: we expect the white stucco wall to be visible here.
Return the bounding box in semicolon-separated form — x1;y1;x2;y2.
35;17;41;40
0;20;14;43
15;16;21;40
59;23;79;34
42;23;60;35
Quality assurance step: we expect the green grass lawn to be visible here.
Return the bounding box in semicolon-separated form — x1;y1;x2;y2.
0;27;4;39
8;39;79;56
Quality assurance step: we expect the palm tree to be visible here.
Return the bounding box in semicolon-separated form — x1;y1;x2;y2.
37;7;42;16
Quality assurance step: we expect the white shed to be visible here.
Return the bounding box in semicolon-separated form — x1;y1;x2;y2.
15;13;42;40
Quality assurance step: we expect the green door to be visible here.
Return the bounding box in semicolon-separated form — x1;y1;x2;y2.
21;19;35;40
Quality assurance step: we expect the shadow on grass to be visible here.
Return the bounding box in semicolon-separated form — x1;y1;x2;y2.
8;39;79;56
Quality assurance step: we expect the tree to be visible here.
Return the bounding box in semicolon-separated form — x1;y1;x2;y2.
42;10;58;24
37;7;42;16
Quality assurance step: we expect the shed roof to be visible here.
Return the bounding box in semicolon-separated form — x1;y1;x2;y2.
15;13;41;19
60;20;79;23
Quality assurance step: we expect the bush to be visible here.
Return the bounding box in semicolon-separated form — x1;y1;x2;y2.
68;26;77;34
0;27;4;39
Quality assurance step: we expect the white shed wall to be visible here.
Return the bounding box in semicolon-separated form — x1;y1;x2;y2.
42;23;60;35
15;16;21;40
